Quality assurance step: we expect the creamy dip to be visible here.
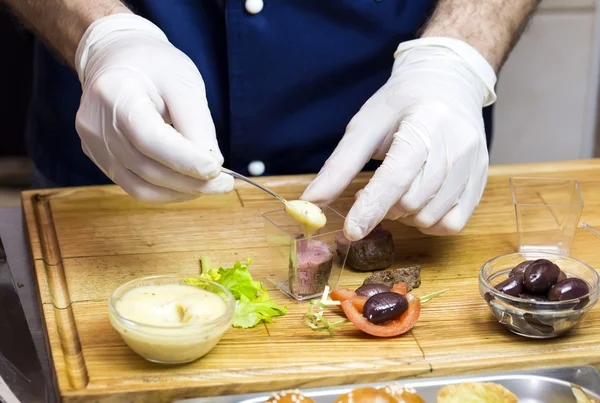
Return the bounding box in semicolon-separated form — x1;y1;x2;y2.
109;283;232;364
114;284;227;326
284;200;327;238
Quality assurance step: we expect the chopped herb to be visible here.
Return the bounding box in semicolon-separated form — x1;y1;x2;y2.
419;289;449;304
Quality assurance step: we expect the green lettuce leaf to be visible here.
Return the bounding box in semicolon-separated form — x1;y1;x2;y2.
184;257;287;328
233;293;288;328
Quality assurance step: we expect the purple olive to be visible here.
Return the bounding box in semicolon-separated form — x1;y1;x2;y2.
558;271;567;283
518;293;547;302
523;313;556;334
548;278;590;301
355;283;391;298
494;274;525;297
363;292;408;324
509;260;534;278
523;259;561;294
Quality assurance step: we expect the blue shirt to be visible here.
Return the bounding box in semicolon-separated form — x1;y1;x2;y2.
25;0;493;187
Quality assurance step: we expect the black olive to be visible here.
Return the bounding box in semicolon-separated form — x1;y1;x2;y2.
518;293;547;302
558;270;567;283
548;278;590;301
494;275;525;297
509;260;534;278
355;283;391;298
523;313;556;334
363;292;408;324
523;259;561;294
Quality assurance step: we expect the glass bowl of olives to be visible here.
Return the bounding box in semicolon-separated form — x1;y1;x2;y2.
479;252;599;338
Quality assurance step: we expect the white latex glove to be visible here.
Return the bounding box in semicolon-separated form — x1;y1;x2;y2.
74;14;233;203
301;37;497;241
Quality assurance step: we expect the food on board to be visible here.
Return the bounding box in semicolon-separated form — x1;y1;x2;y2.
108;281;232;363
185;257;287;328
494;258;590;307
355;283;392;297
362;292;409;325
362;266;421;292
284;200;327;238
335;224;395;271
292;239;334;296
113;284;228;327
307;281;446;337
340;292;421;337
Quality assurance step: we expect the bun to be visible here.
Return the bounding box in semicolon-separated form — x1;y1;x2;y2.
437;382;518;403
264;390;315;403
381;383;426;403
334;387;398;403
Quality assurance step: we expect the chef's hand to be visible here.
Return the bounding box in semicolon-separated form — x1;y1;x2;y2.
74;14;232;203
301;37;497;241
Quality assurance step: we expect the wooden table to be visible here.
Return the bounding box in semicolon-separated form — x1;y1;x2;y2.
21;159;600;403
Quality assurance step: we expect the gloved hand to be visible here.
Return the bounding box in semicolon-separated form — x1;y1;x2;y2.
74;14;233;203
301;37;497;241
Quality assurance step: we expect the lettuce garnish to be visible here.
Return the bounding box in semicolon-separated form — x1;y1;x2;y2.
185;257;287;328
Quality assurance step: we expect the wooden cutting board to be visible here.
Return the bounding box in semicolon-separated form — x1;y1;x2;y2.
22;159;600;403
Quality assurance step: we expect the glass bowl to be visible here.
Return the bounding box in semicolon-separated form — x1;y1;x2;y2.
479;252;599;338
108;275;235;364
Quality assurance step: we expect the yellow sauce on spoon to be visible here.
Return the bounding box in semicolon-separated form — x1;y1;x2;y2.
284;200;327;238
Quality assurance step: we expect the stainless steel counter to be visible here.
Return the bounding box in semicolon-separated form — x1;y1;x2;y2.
0;207;55;402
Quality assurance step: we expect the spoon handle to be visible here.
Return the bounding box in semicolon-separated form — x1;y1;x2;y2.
581;222;600;238
221;167;287;203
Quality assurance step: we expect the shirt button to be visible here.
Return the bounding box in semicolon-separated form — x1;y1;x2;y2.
248;160;266;176
245;0;263;14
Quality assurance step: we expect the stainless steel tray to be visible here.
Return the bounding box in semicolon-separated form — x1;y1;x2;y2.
177;366;600;403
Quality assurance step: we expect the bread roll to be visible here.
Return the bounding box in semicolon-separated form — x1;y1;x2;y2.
334;387;398;403
437;382;518;403
381;383;426;403
264;389;315;403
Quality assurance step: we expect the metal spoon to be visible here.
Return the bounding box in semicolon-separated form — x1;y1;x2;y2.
581;222;600;238
221;167;288;203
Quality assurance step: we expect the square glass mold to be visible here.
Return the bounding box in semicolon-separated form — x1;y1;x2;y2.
510;177;584;256
262;206;349;301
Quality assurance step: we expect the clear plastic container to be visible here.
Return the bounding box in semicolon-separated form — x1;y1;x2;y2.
510;177;583;256
262;206;349;301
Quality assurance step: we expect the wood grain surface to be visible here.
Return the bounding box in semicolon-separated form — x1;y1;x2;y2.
21;159;600;403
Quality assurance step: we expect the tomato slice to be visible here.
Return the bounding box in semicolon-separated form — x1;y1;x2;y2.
350;295;368;313
391;282;407;295
330;283;408;315
329;289;368;313
340;293;421;337
330;288;356;302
